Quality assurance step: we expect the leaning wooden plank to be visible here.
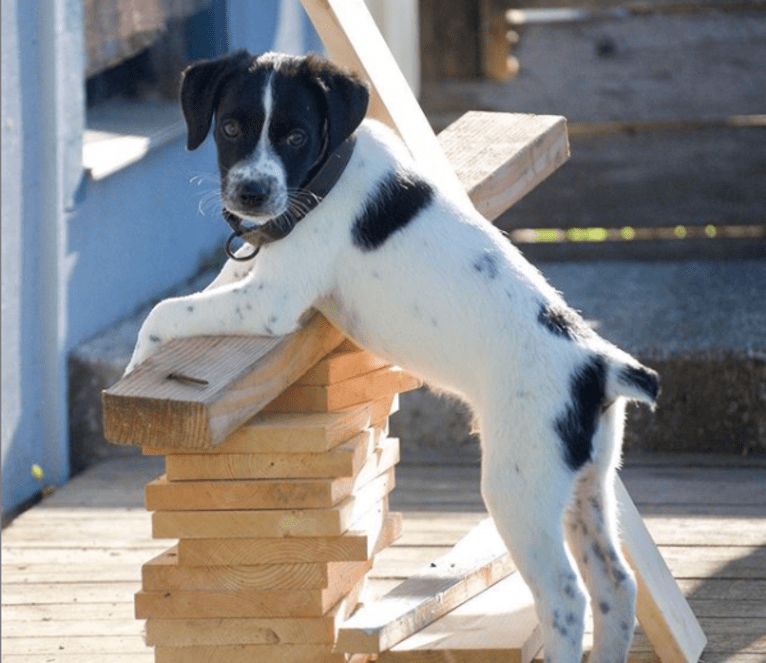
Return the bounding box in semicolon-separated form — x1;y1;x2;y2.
378;573;542;663
299;0;470;201
616;477;707;663
336;517;516;654
142;396;396;456
437;111;570;221
103;313;345;449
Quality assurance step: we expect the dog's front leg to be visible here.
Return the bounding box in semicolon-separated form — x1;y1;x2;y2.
125;277;313;375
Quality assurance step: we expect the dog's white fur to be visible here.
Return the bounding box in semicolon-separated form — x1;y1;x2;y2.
127;60;656;662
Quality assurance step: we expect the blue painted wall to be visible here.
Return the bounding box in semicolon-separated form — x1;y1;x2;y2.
2;0;321;517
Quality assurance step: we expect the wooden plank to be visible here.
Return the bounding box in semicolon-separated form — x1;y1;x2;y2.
146;438;398;511
336;518;516;654
135;562;370;619
142;396;397;456
144;578;364;646
617;477;707;663
262;366;422;414
296;342;390;385
143;546;372;592
299;0;471;201
437;111;569;221
142;546;372;593
152;470;395;539
154;643;351;663
163;427;378;481
103;313;345;449
177;511;402;566
378;573;542;663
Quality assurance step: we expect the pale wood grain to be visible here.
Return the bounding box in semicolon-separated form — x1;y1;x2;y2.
142;396;397;455
437;111;570;221
378;573;542;663
336;518;516;654
144;438;399;510
617;477;708;663
104;314;344;449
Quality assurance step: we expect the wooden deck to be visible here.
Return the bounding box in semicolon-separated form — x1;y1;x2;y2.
2;453;765;662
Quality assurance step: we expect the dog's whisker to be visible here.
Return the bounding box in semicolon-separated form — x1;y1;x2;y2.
197;189;224;216
189;172;220;186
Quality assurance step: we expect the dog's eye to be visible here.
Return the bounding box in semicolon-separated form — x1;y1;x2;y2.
220;120;241;140
285;130;307;148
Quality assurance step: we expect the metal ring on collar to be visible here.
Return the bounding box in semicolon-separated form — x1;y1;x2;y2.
225;231;260;262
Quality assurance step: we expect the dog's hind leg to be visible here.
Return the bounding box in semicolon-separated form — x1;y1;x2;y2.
479;420;587;663
565;401;637;663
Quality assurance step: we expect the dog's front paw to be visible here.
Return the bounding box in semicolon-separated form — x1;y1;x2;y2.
124;330;166;377
123;304;175;376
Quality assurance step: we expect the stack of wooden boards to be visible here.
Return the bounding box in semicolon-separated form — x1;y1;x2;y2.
131;340;421;662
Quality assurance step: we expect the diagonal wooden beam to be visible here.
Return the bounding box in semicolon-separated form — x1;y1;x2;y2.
616;477;707;663
300;0;471;202
336;518;516;654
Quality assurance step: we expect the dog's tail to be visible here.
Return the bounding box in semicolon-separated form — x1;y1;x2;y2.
605;356;660;409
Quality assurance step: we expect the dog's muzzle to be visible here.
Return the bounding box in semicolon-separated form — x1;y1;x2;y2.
223;134;357;262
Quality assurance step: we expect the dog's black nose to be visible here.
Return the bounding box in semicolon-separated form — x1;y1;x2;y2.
238;181;271;209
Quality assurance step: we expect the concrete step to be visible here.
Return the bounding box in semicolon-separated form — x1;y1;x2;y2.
69;260;765;475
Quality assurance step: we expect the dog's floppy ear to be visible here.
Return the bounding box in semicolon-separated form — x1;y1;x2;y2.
180;50;253;151
307;55;370;153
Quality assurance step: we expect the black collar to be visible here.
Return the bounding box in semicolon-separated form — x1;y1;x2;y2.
224;134;357;261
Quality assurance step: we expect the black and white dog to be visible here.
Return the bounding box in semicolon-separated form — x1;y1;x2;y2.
126;50;659;663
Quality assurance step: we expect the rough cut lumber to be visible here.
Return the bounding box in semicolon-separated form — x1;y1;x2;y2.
163;427;379;481
378;573;542;663
437;111;570;221
144;580;364;645
103;313;345;449
154;643;357;663
142;397;396;456
145;438;399;510
262;366;422;413
299;0;470;201
144;546;373;592
152;471;395;539
616;477;707;663
296;341;389;385
336;518;516;654
135;563;370;618
177;511;402;566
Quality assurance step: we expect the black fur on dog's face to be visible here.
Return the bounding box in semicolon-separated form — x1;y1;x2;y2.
181;50;369;226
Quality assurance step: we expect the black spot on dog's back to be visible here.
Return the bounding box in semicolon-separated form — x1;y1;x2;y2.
555;356;607;471
352;170;433;251
472;251;500;279
620;364;660;403
538;302;590;342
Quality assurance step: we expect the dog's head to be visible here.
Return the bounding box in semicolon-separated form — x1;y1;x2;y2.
181;50;369;230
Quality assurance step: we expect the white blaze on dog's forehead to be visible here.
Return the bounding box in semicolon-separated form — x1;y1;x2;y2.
225;71;287;220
